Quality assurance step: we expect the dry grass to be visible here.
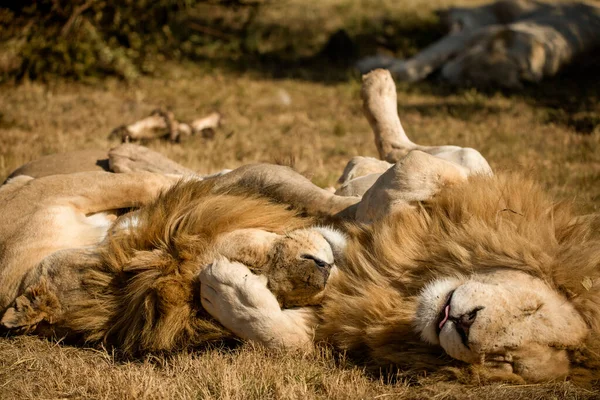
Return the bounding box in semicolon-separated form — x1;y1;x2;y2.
1;0;599;398
1;63;598;211
1;336;598;399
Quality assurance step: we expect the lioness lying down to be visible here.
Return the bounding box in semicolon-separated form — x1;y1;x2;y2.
2;70;600;384
357;0;600;88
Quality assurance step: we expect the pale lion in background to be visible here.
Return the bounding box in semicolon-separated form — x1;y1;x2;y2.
357;0;600;88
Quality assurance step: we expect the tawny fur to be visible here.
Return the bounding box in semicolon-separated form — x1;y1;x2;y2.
66;179;317;354
317;173;600;384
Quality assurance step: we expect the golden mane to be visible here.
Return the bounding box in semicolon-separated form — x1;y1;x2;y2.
318;172;600;383
67;179;314;354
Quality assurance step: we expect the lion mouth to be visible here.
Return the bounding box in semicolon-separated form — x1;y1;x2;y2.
437;289;455;335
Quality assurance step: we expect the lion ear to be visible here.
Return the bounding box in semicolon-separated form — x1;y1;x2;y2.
0;281;60;332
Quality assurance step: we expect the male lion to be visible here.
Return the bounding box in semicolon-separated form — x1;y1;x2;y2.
0;167;346;353
356;0;600;88
196;70;600;384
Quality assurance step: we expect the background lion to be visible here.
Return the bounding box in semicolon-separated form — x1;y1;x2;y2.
357;0;600;88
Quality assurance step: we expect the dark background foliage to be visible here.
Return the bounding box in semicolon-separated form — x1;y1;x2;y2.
0;0;443;82
0;0;270;81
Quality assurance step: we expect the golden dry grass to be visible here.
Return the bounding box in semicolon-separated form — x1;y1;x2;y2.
1;336;599;399
1;0;599;398
1;63;598;211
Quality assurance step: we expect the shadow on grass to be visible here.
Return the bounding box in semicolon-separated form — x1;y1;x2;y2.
380;53;600;134
180;12;599;134
211;48;599;134
176;6;445;84
521;60;600;134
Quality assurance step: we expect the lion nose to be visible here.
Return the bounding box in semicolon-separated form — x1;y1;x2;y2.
457;306;484;333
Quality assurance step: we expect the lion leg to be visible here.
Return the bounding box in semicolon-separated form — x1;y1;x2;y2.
109;146;360;218
5;145;192;181
355;31;473;80
337;70;489;204
199;259;317;350
207;163;360;218
335;157;392;197
361;69;492;175
361;69;417;163
109;148;359;218
355;150;469;222
388;31;476;81
21;171;180;214
355;54;399;75
4;150;110;181
337;156;392;185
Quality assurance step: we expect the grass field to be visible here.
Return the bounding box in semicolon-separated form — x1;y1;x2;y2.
1;0;599;398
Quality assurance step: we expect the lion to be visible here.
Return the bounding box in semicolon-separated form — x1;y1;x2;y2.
2;145;194;182
66;179;345;354
356;0;600;88
0;168;346;354
200;172;600;383
194;70;600;384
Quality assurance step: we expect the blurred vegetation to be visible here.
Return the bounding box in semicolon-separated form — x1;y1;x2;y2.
0;0;444;83
0;0;267;81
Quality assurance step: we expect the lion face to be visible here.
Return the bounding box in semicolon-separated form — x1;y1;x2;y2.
415;270;589;381
264;227;346;308
215;226;346;308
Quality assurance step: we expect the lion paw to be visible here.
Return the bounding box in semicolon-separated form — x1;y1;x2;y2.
199;258;282;341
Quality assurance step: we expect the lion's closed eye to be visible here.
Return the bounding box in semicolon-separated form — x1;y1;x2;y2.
521;303;543;316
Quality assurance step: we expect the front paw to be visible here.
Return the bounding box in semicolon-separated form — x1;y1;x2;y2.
1;280;61;333
199;258;281;340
